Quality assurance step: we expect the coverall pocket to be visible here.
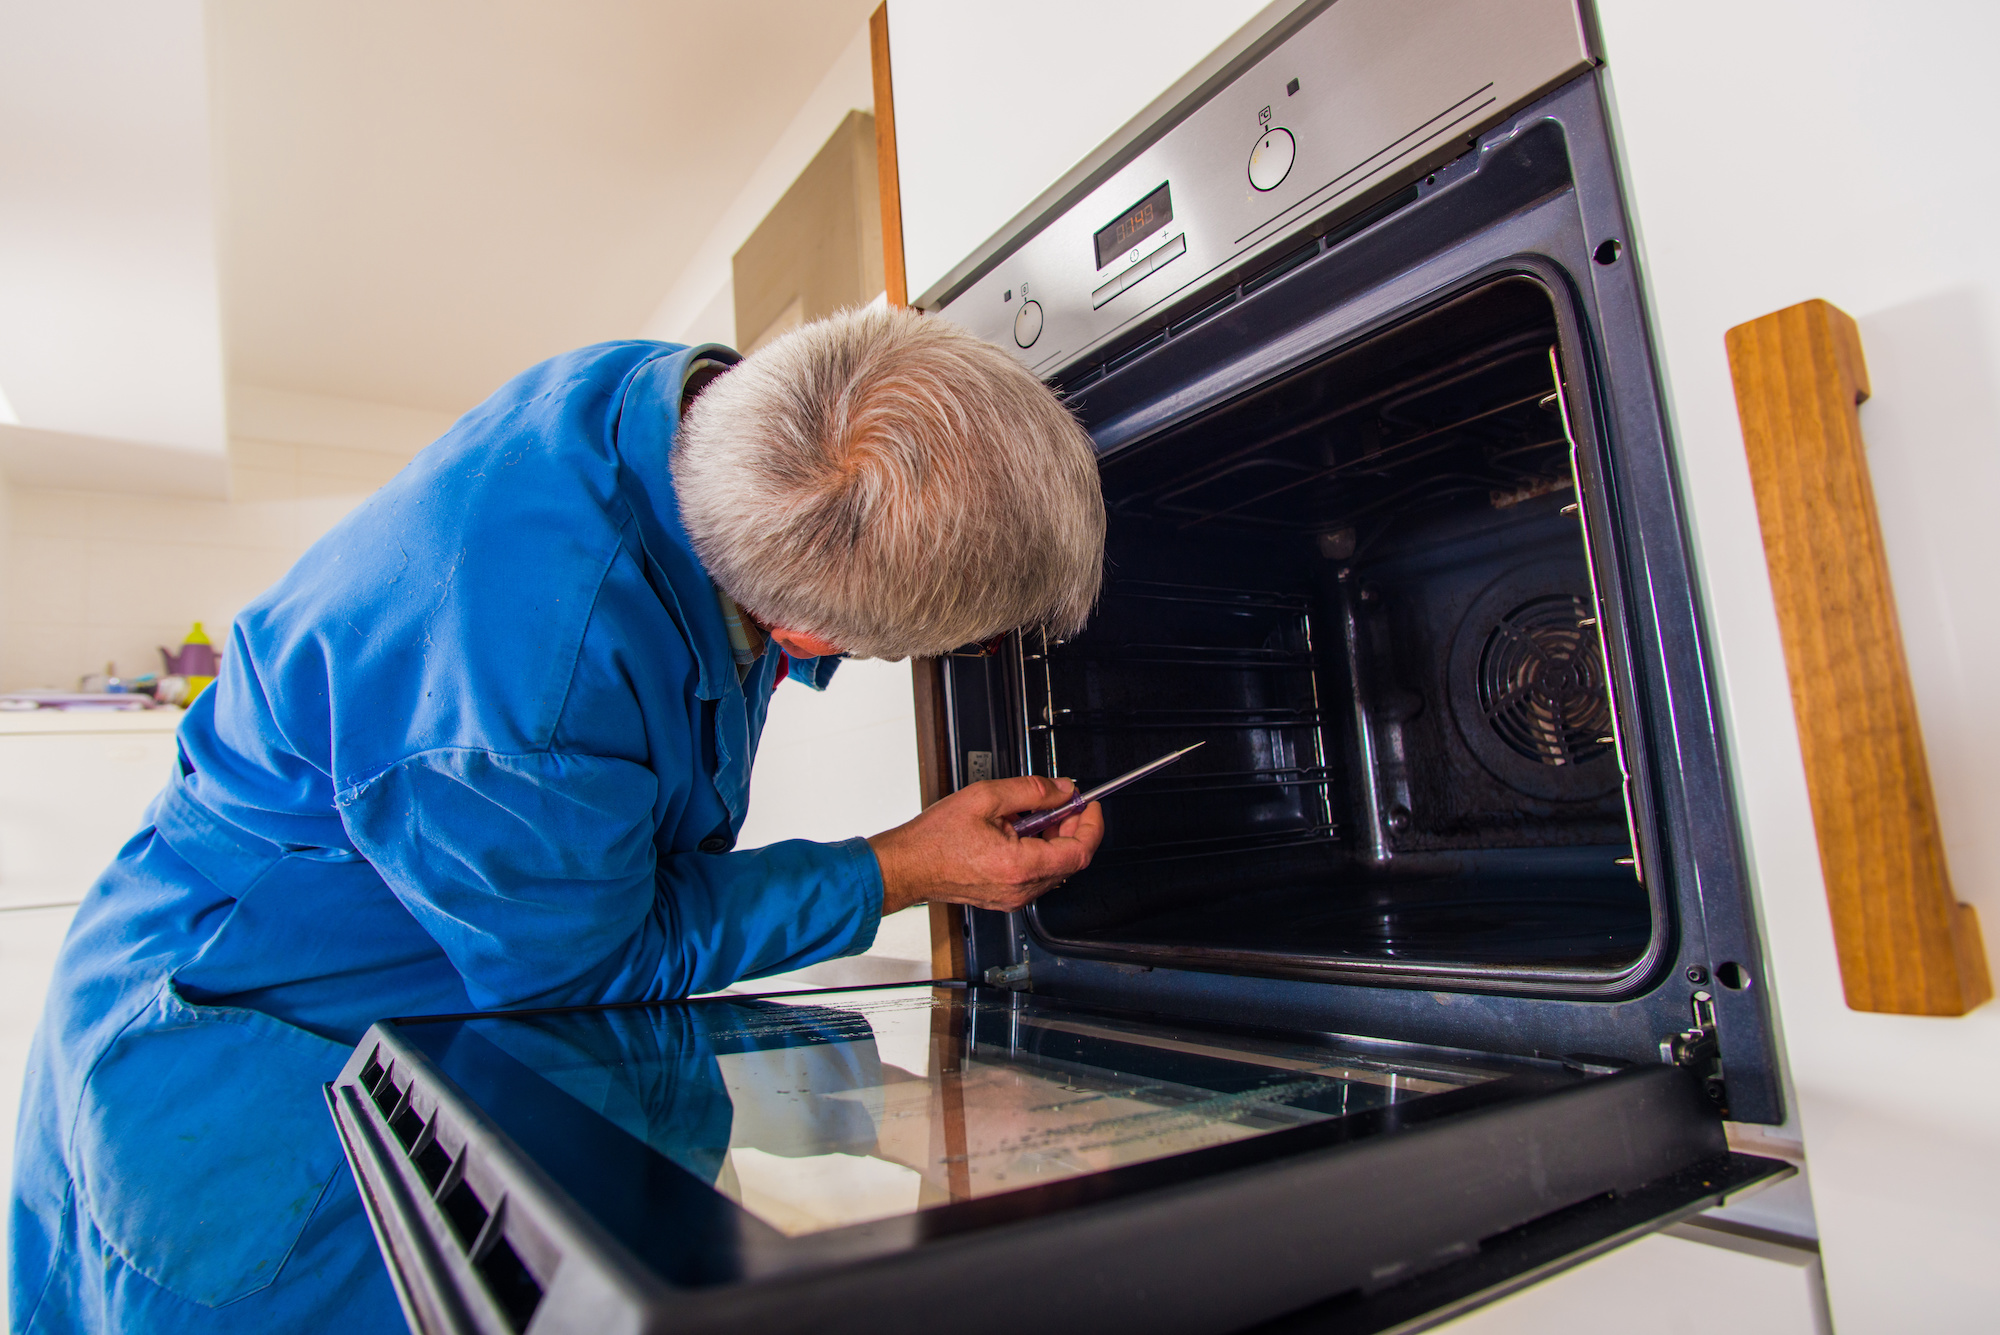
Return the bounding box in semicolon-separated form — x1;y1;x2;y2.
71;980;351;1308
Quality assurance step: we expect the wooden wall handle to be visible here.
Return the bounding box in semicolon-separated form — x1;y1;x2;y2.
1727;299;1990;1015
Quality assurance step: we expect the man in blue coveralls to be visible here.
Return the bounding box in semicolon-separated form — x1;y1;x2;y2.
8;306;1109;1333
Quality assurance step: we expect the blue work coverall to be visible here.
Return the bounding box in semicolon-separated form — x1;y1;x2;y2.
7;342;885;1332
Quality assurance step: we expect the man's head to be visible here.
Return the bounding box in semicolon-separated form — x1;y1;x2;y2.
673;305;1105;660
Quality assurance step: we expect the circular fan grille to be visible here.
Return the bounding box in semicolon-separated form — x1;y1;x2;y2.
1477;595;1614;767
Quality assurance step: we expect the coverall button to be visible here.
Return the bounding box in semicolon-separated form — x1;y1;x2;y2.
698;835;729;853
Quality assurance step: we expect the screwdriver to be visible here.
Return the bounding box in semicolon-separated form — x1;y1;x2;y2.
1009;743;1205;838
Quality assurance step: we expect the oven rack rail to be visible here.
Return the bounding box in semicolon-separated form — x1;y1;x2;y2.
1041;765;1334;801
1032;713;1323;733
1105;765;1335;798
1038;643;1317;671
1092;822;1342;866
1098;580;1313;612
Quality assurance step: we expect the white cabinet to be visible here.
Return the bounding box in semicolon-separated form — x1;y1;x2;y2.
1;902;81;1329
0;711;178;1327
0;709;182;911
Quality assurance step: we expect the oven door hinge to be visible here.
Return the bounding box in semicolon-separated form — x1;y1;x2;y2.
1660;988;1728;1116
983;961;1033;989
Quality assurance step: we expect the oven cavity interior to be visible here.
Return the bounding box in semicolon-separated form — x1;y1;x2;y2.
1021;276;1650;985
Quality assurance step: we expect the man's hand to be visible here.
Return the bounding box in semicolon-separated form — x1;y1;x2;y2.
869;776;1105;916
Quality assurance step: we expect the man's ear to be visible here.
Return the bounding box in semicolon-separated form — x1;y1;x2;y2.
767;625;845;659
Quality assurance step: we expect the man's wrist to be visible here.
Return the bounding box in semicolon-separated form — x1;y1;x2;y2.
868;833;928;916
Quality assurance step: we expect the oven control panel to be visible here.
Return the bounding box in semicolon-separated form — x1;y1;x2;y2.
933;0;1590;378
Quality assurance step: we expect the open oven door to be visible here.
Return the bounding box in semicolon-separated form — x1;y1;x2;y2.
327;981;1788;1335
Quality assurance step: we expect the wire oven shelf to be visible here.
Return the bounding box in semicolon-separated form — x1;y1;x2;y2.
1105;332;1573;537
1021;577;1336;862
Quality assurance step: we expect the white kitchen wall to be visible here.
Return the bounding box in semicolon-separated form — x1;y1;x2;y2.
735;655;931;971
1593;4;2000;1329
0;383;458;691
3;486;363;691
0;463;12;661
738;658;922;851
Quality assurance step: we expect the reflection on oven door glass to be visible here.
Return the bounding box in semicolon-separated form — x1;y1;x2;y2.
465;985;1494;1237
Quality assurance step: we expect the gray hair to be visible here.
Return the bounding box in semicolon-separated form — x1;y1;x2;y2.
673;305;1104;659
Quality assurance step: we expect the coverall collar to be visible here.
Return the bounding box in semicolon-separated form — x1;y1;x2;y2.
610;344;744;704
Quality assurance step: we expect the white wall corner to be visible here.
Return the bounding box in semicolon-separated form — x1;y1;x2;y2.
682;276;737;351
227;384;462;458
639;19;876;348
0;461;12;678
0;424;228;500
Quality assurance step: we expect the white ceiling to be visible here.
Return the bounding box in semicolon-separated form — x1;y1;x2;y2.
212;0;880;414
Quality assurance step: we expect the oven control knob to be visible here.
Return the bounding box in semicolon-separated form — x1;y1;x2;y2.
1248;127;1295;192
1013;298;1044;348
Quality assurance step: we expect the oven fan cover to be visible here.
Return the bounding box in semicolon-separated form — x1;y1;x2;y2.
1447;562;1620;802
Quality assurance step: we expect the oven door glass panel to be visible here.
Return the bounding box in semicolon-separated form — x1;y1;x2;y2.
453;983;1493;1238
341;983;1786;1333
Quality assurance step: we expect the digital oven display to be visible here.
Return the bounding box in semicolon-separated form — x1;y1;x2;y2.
1093;182;1173;270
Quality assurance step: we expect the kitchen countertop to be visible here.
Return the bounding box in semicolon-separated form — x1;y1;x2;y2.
0;707;185;735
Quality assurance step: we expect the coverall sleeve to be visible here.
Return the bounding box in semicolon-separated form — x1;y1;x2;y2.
334;747;883;1010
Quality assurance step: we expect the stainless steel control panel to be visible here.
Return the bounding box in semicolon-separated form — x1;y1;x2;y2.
934;0;1591;377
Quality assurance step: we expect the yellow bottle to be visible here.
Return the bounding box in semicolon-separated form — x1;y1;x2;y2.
159;621;219;705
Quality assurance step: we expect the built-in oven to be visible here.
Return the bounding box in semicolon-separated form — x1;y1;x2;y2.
329;3;1793;1332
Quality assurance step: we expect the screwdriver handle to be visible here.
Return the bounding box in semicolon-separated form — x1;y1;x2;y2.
1010;792;1088;838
